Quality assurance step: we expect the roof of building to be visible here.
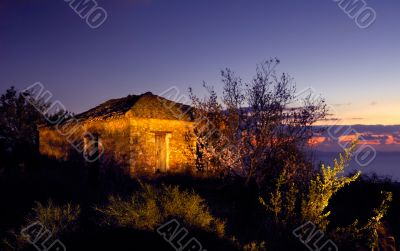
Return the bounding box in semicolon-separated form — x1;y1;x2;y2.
75;94;140;121
69;92;193;122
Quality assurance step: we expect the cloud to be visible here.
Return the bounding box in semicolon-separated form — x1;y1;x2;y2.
310;125;400;152
321;117;340;121
333;102;352;107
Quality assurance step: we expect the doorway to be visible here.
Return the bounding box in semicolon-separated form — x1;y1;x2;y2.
154;132;171;172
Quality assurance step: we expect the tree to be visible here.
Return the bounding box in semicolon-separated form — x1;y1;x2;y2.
0;86;50;168
189;59;327;186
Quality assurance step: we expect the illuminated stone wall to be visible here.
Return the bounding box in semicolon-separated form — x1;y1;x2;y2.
129;118;196;174
85;118;131;170
39;117;131;170
39;115;196;175
39;126;74;161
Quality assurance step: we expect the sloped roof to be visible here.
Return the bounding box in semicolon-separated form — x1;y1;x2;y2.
75;94;141;121
73;92;193;122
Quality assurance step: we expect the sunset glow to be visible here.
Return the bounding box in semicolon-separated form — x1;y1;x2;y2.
1;1;400;250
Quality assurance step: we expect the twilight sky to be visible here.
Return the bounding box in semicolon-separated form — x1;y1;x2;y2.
1;0;400;125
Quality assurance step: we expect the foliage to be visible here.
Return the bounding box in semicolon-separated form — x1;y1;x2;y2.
1;230;28;251
0;87;47;165
27;200;81;236
259;169;297;226
189;58;327;185
159;183;213;228
95;189;160;230
333;191;393;249
300;143;360;230
95;182;225;236
1;200;80;250
260;143;395;250
260;144;360;230
243;241;267;251
0;86;72;168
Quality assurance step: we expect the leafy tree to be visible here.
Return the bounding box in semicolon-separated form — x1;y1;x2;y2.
0;86;49;168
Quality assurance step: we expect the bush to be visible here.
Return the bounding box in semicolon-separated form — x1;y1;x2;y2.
300;144;360;230
243;241;267;251
1;230;27;251
1;200;80;250
259;144;394;250
27;200;81;236
333;191;393;249
260;144;360;230
95;185;161;231
96;183;225;236
159;185;213;228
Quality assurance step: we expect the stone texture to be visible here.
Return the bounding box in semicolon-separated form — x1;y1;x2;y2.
38;92;196;175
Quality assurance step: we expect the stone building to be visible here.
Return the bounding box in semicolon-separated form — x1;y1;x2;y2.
38;92;196;175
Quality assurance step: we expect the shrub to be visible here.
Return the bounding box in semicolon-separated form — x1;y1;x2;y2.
96;183;225;236
300;143;360;230
27;200;81;236
260;143;393;250
1;200;80;250
1;230;27;251
260;143;360;230
159;185;213;228
95;185;161;231
333;191;393;249
243;241;267;251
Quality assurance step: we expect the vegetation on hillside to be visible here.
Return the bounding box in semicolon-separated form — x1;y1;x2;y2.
0;60;398;250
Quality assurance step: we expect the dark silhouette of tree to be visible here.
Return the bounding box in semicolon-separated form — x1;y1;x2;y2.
0;86;51;169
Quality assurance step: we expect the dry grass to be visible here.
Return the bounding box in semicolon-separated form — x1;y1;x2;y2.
27;200;81;236
95;183;225;236
1;200;80;251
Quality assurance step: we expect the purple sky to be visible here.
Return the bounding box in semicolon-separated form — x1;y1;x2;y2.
1;0;400;124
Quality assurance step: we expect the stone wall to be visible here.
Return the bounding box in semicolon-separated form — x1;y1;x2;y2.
129;118;196;174
39;115;196;175
39;126;74;161
84;118;131;170
39;117;130;170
